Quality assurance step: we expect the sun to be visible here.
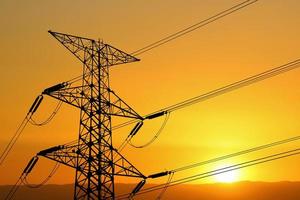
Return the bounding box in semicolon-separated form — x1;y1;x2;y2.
213;164;240;183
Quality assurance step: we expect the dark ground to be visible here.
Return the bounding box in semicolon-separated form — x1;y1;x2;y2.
1;182;300;200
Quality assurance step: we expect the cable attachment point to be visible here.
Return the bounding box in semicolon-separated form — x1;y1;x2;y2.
147;171;172;179
37;145;64;156
42;82;68;94
130;179;146;197
22;156;39;175
145;111;168;120
28;95;43;114
129;121;144;137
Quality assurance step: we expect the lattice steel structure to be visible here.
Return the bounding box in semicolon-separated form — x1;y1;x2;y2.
38;31;145;200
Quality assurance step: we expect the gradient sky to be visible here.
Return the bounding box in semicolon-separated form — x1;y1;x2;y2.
0;0;299;185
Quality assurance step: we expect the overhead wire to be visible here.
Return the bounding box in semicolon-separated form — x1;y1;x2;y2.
0;116;30;165
112;58;300;131
141;149;300;197
0;93;62;165
115;59;300;152
4;157;60;199
60;134;300;175
172;135;300;173
116;135;300;198
52;2;258;87
116;148;300;199
4;177;23;200
115;135;300;199
22;162;60;188
118;138;130;153
156;172;174;200
163;59;300;112
131;0;258;56
147;149;300;194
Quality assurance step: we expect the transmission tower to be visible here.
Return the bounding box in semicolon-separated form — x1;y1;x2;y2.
37;31;145;200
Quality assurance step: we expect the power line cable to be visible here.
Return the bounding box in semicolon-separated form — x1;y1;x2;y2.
61;134;300;178
138;149;300;197
156;172;174;200
165;59;300;112
4;157;60;199
172;135;300;173
117;148;300;199
4;177;23;200
0;95;45;165
28;101;63;126
115;136;300;198
22;162;60;188
115;135;300;198
131;0;258;56
0;116;30;165
113;59;300;131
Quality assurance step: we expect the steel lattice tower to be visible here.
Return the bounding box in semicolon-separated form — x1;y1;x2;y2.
37;31;145;200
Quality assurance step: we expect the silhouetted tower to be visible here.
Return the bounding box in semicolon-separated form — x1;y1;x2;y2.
38;31;145;200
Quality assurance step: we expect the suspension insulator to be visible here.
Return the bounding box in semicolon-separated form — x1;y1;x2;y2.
131;179;146;195
129;121;143;137
29;95;43;114
148;171;171;179
37;145;63;156
43;82;67;94
145;111;167;120
22;156;39;174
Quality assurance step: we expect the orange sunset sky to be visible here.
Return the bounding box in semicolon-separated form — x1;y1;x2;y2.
0;0;299;187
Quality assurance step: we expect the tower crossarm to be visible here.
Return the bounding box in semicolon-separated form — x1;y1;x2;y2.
42;84;87;109
37;141;146;179
48;30;139;68
43;83;143;119
37;143;78;169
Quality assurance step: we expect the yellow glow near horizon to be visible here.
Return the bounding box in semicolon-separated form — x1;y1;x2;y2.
214;164;240;183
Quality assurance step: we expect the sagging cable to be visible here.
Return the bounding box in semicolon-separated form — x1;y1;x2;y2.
22;162;60;188
128;171;173;200
112;58;300;131
30;82;69;126
0;95;43;165
129;112;170;148
29;101;63;126
1;83;65;165
156;172;174;200
116;148;300;200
